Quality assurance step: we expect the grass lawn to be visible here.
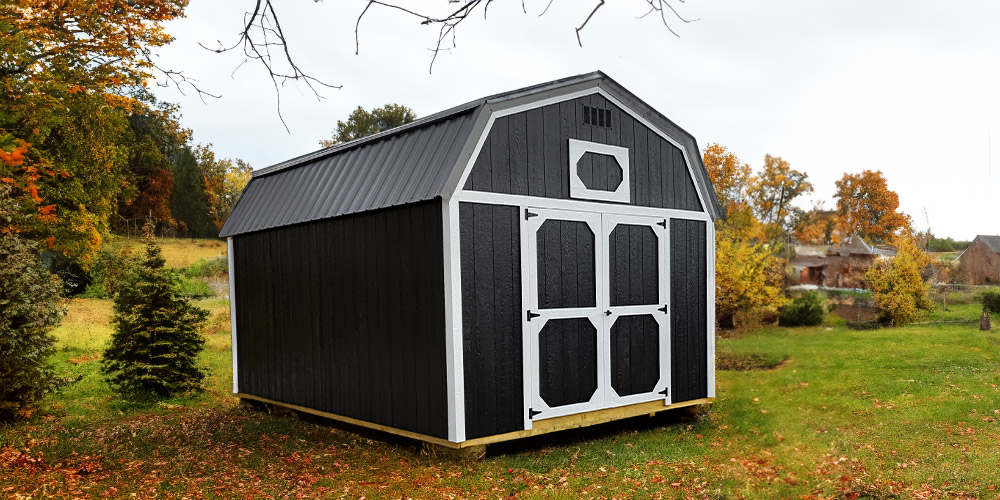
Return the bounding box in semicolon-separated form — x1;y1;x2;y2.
2;298;999;499
117;236;227;269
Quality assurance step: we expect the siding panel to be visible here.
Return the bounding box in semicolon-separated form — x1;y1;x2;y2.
669;219;708;403
232;200;448;439
460;202;524;439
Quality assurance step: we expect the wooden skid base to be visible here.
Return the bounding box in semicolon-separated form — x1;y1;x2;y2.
236;393;713;449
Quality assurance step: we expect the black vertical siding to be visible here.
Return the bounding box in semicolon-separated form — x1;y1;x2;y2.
610;314;660;397
464;94;703;212
460;202;524;439
669;219;709;402
233;200;448;439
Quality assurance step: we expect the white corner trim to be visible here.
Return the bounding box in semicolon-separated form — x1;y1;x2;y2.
441;198;466;443
706;222;716;398
227;237;238;394
568;139;631;203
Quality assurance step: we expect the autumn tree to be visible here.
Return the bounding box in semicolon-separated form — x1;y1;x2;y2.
865;239;932;326
792;202;837;245
833;170;912;244
714;237;785;328
0;0;188;263
703;143;752;214
320;104;417;147
704;144;785;328
196;145;252;231
119;104;192;228
747;154;813;235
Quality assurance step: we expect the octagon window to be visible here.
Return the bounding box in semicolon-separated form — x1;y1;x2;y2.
568;139;630;203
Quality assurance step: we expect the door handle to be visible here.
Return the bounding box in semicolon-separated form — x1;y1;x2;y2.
604;310;612;316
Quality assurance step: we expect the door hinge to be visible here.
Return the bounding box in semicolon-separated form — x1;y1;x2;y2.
527;310;541;321
529;408;542;419
656;219;667;228
525;209;538;220
658;304;668;314
659;387;669;397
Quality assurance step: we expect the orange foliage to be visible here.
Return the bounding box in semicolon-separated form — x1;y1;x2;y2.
834;170;912;244
0;140;29;167
703;143;752;213
793;203;836;245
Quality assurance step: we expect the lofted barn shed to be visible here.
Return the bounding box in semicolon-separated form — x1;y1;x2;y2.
221;72;723;450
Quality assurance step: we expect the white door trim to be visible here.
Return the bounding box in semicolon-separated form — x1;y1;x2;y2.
525;208;607;420
458;191;710;222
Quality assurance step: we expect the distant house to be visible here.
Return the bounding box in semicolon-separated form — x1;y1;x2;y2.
791;234;896;288
957;235;1000;285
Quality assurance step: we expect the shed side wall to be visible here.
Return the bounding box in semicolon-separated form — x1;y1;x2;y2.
233;200;449;439
463;94;702;212
459;202;525;439
670;218;708;402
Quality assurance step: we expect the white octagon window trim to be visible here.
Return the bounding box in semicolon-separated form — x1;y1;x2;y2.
568;139;631;203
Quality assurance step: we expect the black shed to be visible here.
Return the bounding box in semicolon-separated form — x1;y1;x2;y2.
221;72;722;449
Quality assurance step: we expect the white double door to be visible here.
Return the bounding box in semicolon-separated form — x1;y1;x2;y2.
524;207;670;421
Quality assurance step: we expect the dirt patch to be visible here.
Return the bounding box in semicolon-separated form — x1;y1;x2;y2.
835;304;879;323
716;352;788;371
67;353;101;365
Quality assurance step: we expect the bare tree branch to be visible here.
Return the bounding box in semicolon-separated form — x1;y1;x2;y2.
200;0;341;132
575;0;605;47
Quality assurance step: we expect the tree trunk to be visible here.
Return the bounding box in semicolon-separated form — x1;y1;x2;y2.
981;308;991;331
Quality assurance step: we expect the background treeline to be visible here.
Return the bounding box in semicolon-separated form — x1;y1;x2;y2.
1;1;251;279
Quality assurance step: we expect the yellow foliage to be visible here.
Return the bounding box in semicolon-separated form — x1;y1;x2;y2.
703;143;752;213
865;239;932;326
714;235;786;327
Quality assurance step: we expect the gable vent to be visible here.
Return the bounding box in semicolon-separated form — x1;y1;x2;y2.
583;105;613;129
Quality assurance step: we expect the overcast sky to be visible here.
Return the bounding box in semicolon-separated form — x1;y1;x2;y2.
151;0;1000;240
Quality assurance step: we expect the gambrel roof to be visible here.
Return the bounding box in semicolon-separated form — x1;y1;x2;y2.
220;71;723;237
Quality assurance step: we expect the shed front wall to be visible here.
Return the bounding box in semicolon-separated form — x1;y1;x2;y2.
458;207;711;439
232;200;449;439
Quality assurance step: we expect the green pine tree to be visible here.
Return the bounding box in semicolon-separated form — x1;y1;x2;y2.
0;188;64;421
101;223;208;398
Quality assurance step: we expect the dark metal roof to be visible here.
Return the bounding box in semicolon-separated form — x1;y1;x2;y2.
975;235;1000;254
219;108;478;236
221;71;723;237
